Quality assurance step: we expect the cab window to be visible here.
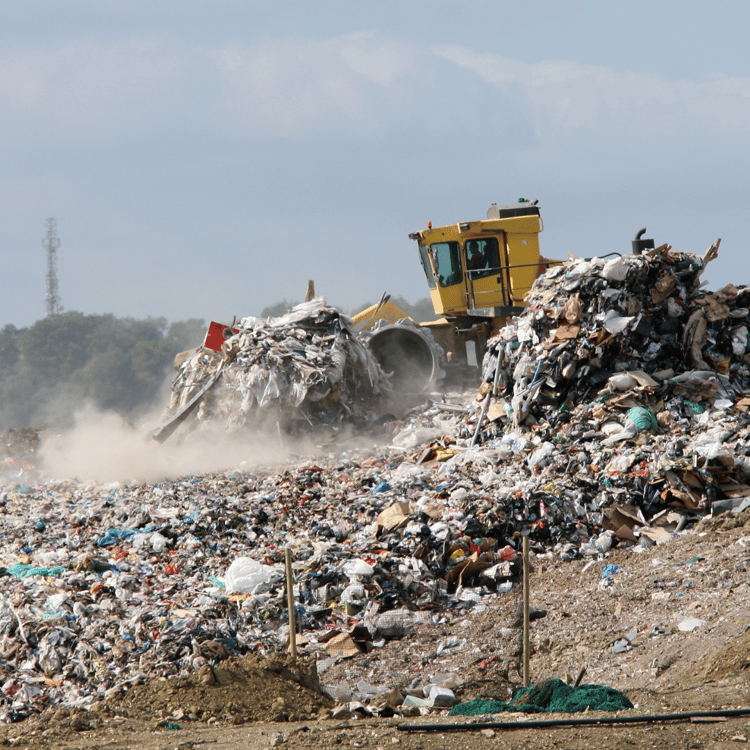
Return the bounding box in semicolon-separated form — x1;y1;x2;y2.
418;244;437;289
465;237;500;279
431;242;462;287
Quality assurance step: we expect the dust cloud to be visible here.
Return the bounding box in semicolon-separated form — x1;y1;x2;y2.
38;405;314;485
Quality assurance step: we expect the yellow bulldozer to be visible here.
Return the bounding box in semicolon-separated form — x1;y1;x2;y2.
350;199;558;390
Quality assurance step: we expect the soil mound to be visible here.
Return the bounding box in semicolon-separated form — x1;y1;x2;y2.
108;653;333;724
682;629;750;685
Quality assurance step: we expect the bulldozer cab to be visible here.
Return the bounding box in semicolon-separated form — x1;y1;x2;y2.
411;200;548;319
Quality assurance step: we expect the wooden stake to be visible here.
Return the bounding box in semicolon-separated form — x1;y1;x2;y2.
522;535;530;686
285;548;297;659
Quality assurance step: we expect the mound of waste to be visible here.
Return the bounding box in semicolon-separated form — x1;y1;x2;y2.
4;239;750;723
161;298;393;438
475;238;750;550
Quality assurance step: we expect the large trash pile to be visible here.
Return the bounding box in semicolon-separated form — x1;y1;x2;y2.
476;240;750;548
3;241;750;722
0;421;515;723
163;299;393;436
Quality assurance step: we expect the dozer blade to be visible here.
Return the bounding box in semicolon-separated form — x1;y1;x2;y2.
151;362;224;443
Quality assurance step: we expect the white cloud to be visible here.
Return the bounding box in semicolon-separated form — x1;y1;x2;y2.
4;32;749;154
0;34;427;144
434;44;750;152
0;39;204;140
210;33;427;137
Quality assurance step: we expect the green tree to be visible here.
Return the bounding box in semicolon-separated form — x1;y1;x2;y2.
19;312;105;379
166;319;207;352
0;324;21;373
0;312;207;431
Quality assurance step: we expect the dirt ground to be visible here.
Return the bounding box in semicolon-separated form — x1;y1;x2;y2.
1;508;749;750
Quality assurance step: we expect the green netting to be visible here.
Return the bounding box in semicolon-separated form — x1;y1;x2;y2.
626;406;658;432
448;678;634;716
6;563;67;578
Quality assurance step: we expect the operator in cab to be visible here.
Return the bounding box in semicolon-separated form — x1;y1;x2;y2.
467;241;486;271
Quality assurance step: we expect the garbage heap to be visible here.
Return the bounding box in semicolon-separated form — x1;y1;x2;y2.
476;240;750;547
0;427;521;724
165;299;393;434
5;245;750;722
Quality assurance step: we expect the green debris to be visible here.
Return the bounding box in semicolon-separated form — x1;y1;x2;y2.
448;679;633;716
7;563;66;578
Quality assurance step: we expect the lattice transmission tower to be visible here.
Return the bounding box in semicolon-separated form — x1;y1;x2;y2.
43;218;62;316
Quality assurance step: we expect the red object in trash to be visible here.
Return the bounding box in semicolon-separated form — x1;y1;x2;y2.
203;321;239;352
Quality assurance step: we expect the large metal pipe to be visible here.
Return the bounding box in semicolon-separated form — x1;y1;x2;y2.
399;707;750;733
366;325;441;394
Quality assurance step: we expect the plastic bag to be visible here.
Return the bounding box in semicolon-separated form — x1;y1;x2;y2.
224;557;275;594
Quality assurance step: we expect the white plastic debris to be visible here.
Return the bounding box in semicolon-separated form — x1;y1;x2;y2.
224;557;276;594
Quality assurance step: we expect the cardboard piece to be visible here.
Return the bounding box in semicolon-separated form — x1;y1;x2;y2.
487;402;507;422
376;502;411;533
552;324;581;341
627;370;660;388
717;479;750;498
603;503;649;542
324;633;361;659
651;273;677;304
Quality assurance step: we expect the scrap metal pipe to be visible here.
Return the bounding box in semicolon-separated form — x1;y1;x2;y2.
522;535;530;686
398;707;750;732
152;362;224;443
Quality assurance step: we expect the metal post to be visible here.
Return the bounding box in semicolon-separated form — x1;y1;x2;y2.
285;548;297;659
522;535;530;686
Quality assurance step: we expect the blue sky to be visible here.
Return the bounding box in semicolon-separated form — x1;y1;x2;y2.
2;1;749;327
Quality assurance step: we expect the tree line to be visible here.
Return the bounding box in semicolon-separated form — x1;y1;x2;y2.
0;313;206;431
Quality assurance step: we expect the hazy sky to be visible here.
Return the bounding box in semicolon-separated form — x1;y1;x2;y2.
2;0;750;328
